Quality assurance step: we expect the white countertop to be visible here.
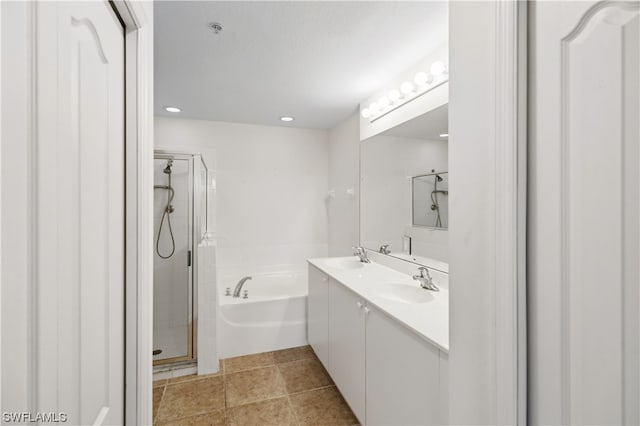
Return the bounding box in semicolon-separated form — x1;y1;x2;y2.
307;256;449;353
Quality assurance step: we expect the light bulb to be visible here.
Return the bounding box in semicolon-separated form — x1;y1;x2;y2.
361;108;371;119
165;106;181;113
414;71;430;86
280;116;295;122
430;61;446;76
369;102;380;113
400;81;415;95
388;89;401;102
378;96;390;108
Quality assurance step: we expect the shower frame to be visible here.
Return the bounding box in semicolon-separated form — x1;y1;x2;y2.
153;150;208;367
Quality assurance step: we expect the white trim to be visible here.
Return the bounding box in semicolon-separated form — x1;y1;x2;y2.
111;1;154;424
0;0;3;412
494;1;527;425
0;1;39;415
449;1;526;423
515;3;528;423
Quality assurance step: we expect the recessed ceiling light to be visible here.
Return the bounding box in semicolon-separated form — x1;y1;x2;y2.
440;133;449;138
165;106;181;113
280;116;295;122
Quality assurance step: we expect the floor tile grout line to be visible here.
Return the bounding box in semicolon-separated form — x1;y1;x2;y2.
220;352;315;375
223;380;336;411
155;408;226;426
223;363;277;376
155;356;316;383
155;368;227;424
286;392;301;426
226;392;290;410
287;384;337;397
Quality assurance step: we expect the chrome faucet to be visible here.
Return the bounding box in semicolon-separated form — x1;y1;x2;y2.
233;276;252;297
379;244;391;255
413;267;439;291
352;246;371;263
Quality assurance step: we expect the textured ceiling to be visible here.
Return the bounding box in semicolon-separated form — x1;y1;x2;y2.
154;1;448;129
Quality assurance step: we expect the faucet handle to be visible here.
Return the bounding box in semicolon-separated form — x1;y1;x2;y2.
352;246;363;255
417;266;431;278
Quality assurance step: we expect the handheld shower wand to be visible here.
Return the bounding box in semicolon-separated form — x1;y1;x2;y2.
155;160;176;259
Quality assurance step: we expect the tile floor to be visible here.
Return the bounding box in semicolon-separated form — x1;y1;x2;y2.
153;345;359;426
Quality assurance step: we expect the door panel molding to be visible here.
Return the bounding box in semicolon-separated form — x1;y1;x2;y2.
559;3;639;424
529;0;639;423
71;17;109;64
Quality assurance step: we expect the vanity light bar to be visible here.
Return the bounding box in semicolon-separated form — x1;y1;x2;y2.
361;61;449;122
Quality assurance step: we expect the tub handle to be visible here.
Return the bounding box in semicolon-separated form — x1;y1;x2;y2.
225;287;231;296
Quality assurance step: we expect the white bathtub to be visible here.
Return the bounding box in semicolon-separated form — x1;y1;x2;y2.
218;271;308;358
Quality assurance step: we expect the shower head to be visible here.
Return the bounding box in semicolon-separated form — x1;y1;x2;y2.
163;160;173;175
435;174;443;182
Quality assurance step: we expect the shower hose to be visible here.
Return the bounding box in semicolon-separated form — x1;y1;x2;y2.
155;177;176;259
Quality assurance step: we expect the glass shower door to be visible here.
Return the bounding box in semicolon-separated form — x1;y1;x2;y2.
153;155;193;364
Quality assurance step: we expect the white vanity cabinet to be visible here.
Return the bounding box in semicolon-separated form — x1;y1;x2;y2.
307;259;449;425
328;278;367;423
307;265;330;369
365;304;443;425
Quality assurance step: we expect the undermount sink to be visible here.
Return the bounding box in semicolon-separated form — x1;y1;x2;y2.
377;282;434;304
325;258;367;270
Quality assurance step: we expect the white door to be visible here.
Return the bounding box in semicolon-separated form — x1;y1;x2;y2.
529;1;639;424
36;1;125;424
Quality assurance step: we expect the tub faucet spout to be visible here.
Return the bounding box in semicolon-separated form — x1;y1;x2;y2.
233;276;252;297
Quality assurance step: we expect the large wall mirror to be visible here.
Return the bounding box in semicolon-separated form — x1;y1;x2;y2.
360;103;449;267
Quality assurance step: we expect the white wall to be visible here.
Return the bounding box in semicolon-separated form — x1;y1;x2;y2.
449;1;500;424
327;113;360;256
154;117;329;289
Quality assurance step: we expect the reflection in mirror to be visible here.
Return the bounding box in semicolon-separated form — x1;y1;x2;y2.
360;104;448;267
412;172;448;228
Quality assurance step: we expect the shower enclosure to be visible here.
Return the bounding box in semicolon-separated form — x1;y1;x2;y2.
153;151;209;366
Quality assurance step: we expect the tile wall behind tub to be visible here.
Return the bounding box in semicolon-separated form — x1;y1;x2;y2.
154;117;330;291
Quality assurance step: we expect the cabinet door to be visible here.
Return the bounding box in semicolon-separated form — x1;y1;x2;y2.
308;265;329;368
366;305;442;425
328;279;366;423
